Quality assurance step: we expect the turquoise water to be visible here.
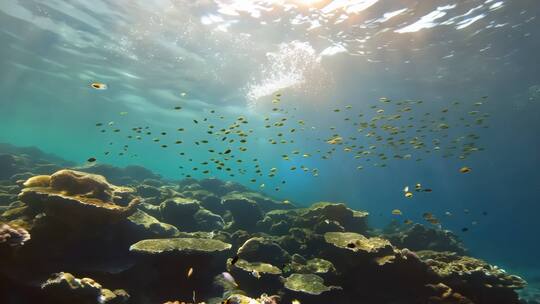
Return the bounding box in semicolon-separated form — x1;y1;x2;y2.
1;0;540;299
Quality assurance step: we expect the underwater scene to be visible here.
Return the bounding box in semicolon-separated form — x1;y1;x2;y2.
1;0;540;303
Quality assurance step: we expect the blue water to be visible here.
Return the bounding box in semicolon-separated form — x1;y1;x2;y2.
1;0;540;292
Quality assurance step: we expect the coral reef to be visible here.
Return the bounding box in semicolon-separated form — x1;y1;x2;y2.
41;272;129;304
0;145;528;304
18;169;139;225
0;223;30;247
418;250;526;304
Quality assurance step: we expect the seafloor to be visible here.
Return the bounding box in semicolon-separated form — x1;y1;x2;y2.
0;142;536;304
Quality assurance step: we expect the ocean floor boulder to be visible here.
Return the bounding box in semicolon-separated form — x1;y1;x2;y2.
160;197;224;231
257;202;369;236
299;202;368;233
222;193;263;231
179;189;225;215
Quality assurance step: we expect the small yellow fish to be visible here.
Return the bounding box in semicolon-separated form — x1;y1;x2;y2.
326;136;343;145
460;166;471;173
90;82;107;90
392;209;402;215
187;267;193;278
292;300;301;304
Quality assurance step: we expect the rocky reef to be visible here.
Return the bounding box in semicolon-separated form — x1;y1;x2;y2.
0;144;528;303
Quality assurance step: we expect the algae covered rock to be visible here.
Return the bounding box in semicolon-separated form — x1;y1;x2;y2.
425;283;474;304
137;202;161;218
282;273;341;295
126;237;232;302
301;202;368;233
324;231;393;255
257;202;369;236
288;257;336;274
228;258;284;295
194;208;225;230
160;197;199;219
129;237;232;254
126;209;179;238
235;191;295;212
232;258;282;275
256;209;298;234
135;184;161;198
181;189;224;215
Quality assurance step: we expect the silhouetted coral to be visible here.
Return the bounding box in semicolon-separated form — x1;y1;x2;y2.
386;223;467;254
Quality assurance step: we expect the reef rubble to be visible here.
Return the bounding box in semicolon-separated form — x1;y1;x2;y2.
0;145;528;303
